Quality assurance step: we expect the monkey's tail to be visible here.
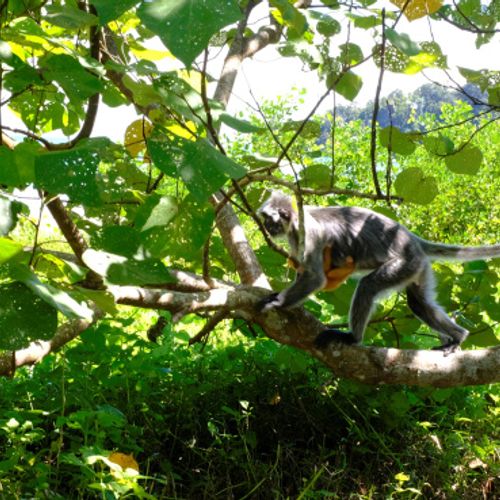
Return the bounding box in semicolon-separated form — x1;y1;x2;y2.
419;239;500;262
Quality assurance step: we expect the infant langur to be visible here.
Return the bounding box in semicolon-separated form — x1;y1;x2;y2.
257;191;500;354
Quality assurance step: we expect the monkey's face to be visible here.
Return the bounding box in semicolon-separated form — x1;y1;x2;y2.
260;208;290;237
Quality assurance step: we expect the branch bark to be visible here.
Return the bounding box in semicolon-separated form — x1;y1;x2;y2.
108;284;500;387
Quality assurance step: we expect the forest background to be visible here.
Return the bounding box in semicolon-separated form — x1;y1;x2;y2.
0;0;499;498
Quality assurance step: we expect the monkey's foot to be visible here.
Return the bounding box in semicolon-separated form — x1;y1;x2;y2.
314;329;357;349
432;341;460;357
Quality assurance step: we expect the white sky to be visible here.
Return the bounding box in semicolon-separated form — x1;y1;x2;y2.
4;1;499;143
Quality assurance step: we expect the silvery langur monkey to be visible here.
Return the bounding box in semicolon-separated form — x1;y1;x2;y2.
257;191;500;354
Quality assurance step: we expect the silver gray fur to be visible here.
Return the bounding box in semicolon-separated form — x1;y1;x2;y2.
258;191;500;352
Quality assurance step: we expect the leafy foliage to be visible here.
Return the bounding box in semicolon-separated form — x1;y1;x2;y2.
0;0;499;496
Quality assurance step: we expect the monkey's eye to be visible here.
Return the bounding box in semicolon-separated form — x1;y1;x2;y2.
278;209;290;222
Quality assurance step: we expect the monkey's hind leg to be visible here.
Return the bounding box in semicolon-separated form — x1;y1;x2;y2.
406;265;469;356
315;257;422;349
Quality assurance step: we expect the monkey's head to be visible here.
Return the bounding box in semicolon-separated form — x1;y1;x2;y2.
257;191;297;237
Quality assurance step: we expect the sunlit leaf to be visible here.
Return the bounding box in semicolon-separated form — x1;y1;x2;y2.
423;135;454;156
379;126;416;155
35;147;101;205
10;264;94;320
271;0;308;38
328;70;363;101
390;0;443;21
148;133;246;201
394;167;438;204
0;237;23;264
44;4;98;29
137;0;242;67
219;113;264;133
124;119;153;157
385;29;421;56
83;249;174;286
444;145;483;175
93;0;139;24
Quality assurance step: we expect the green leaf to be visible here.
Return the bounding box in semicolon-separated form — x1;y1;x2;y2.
92;226;142;258
0;146;23;187
135;195;178;232
0;238;23;264
385;28;421;56
308;11;341;36
35;147;101;205
219;113;264;133
462;324;499;348
423;135;454;156
0;282;57;350
444;145;483;175
271;0;308;38
82;250;174;286
9;264;94;320
164;196;214;261
40;54;103;102
348;14;380;29
329;71;363;101
339;43;364;65
137;0;242;67
394;167;438;205
379;126;416;156
93;0;139;24
148;134;246;201
44;4;98;29
300;164;331;189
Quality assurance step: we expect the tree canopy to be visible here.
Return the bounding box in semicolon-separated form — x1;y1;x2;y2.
0;0;499;386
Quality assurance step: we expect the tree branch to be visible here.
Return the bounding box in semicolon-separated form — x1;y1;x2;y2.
109;284;500;387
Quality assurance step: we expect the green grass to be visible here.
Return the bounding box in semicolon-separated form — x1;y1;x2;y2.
0;318;498;499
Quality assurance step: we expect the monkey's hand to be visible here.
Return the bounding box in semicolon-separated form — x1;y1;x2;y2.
256;292;284;312
314;329;357;349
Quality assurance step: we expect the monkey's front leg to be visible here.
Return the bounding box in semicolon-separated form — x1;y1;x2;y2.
257;269;326;313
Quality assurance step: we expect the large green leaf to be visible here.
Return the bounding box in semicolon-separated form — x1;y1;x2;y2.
379;126;416;156
40;54;103;102
218;113;265;134
137;0;242;67
44;4;98;29
148;134;246;201
10;264;94;320
328;70;363;101
0;282;57;350
423;135;454;156
271;0;308;38
92;226;142;258
35;147;101;205
135;194;178;231
394;167;438;205
0;146;21;186
93;0;139;24
444;145;483;175
0;238;23;264
82;250;174;286
385;29;421;56
300;164;331;189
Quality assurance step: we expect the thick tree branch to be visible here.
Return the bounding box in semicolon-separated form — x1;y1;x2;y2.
109;284;500;387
